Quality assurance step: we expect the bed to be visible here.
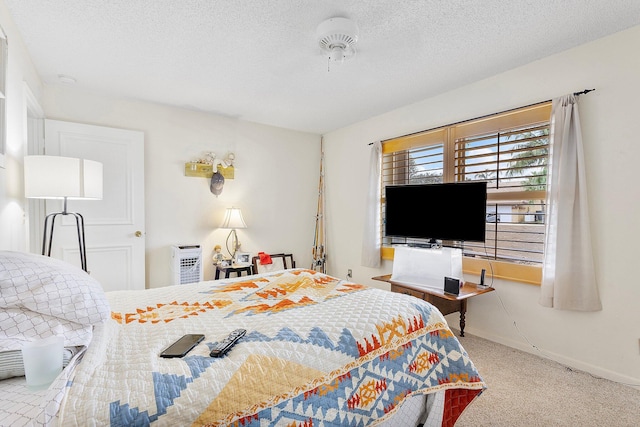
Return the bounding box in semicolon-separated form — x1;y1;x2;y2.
0;251;485;426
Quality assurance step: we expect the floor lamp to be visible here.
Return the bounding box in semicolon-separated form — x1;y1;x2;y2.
220;207;247;259
24;156;103;272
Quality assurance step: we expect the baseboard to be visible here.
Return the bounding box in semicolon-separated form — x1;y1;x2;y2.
461;328;640;390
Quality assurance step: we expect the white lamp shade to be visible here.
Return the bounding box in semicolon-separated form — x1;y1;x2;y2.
220;207;247;229
24;155;103;200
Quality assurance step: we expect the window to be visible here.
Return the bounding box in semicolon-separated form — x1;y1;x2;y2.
381;102;552;283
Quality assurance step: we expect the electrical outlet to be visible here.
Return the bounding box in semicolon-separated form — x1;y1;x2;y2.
347;269;352;279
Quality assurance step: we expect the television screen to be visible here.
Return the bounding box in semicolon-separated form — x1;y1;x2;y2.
384;181;487;243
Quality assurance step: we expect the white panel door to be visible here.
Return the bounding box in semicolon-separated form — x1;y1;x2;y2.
44;120;145;291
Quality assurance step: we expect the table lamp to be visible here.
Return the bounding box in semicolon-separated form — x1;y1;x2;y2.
220;207;247;259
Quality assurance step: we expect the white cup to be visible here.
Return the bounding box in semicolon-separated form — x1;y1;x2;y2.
21;336;64;390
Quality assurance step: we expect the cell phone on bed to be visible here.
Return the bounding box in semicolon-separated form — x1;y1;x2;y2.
160;334;205;358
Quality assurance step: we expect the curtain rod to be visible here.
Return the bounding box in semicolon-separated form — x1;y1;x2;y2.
368;88;596;145
573;88;595;96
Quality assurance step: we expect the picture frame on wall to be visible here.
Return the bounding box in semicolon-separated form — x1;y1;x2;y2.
234;252;251;265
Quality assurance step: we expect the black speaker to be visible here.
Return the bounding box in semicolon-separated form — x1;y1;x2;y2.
477;268;489;289
444;276;461;295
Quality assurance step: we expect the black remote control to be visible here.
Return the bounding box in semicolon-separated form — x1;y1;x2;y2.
210;329;246;358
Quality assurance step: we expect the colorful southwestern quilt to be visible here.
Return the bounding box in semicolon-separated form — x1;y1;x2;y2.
56;269;485;426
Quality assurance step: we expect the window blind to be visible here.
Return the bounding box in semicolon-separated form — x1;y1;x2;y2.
381;102;551;265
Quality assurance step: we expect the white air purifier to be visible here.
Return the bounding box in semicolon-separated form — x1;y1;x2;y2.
171;245;203;285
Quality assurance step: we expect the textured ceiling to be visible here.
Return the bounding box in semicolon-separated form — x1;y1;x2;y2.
5;0;640;134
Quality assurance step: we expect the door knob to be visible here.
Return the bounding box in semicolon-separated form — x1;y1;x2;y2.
135;231;143;237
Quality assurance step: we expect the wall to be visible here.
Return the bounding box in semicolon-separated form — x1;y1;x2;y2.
41;87;320;287
0;2;42;251
322;25;640;387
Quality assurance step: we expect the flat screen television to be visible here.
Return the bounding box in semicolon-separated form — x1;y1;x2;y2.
384;181;487;243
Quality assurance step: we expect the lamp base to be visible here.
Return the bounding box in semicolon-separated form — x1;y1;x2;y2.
42;210;87;272
225;229;240;259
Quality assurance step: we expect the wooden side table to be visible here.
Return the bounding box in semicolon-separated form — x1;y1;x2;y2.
372;274;494;337
215;264;253;280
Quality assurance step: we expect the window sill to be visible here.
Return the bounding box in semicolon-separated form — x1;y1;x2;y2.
380;246;541;286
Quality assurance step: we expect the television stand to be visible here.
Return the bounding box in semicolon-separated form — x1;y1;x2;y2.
372;274;494;337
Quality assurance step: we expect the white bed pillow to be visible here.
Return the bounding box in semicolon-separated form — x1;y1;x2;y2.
0;251;110;353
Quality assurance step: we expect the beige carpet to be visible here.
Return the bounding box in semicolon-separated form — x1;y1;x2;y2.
454;333;640;426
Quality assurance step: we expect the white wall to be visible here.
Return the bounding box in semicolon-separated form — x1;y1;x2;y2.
322;25;640;387
0;2;43;251
41;87;320;287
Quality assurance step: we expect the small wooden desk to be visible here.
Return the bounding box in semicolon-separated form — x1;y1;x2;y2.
215;264;253;280
372;274;494;337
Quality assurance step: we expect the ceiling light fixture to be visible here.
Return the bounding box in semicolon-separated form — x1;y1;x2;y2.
316;17;359;71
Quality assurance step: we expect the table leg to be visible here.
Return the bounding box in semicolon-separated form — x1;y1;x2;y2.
459;300;467;337
215;269;220;280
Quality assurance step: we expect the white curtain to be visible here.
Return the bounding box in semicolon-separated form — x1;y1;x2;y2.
540;94;601;311
361;141;382;267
